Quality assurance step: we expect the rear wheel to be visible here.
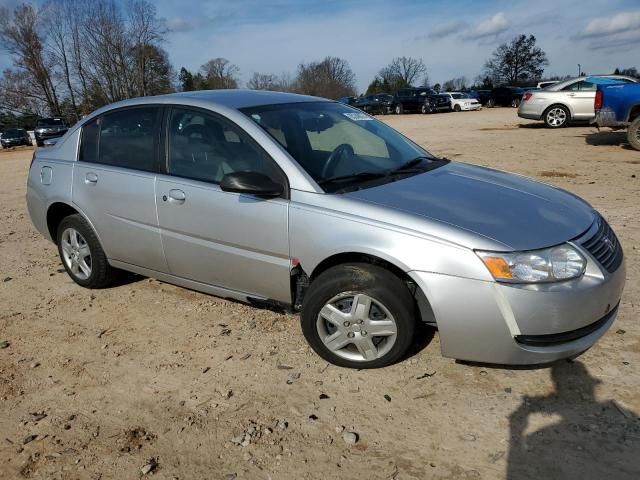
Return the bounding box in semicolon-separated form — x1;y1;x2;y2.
627;117;640;151
301;264;416;369
544;105;569;128
486;99;495;108
57;214;118;288
511;98;521;108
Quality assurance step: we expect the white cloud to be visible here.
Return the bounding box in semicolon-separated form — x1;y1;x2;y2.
462;12;510;41
576;10;640;50
426;21;468;39
581;10;640;37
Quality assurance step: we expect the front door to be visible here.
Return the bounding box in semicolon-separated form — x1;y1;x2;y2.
72;106;167;272
155;107;291;303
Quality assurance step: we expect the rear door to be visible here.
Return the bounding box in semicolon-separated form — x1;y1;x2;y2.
562;81;597;119
155;106;291;303
72;106;167;272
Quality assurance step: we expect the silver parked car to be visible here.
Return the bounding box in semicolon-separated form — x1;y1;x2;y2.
518;75;637;128
27;90;625;368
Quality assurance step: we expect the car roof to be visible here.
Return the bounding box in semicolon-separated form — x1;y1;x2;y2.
547;75;637;91
93;89;330;116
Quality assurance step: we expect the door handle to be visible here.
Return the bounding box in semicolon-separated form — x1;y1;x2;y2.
167;189;186;204
85;172;98;185
567;93;576;97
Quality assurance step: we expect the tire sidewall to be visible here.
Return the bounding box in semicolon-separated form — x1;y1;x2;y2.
56;214;110;288
627;117;640;151
301;264;416;369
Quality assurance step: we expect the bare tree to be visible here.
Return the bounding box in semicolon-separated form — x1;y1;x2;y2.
200;58;240;89
442;76;467;91
294;56;356;99
247;72;279;90
381;57;426;88
0;4;61;114
484;34;548;85
128;0;166;97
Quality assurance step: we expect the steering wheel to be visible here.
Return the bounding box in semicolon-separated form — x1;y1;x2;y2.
321;143;355;178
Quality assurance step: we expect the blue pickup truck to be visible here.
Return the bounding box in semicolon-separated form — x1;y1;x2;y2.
595;81;640;151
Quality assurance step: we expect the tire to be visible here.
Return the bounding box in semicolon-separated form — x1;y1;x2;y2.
56;214;117;289
395;104;404;115
511;98;521;108
486;99;495;108
420;104;430;114
453;104;461;112
301;263;416;369
543;105;570;128
627;117;640;151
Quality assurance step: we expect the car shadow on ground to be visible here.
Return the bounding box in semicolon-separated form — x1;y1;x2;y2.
584;130;634;150
502;360;640;479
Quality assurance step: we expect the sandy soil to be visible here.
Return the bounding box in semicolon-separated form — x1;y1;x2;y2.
1;108;639;479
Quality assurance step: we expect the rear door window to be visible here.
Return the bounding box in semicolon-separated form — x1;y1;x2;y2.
79;107;160;172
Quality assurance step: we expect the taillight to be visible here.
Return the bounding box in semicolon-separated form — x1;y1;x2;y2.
595;90;603;110
522;93;533;102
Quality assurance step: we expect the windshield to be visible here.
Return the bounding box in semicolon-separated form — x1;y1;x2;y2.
37;118;64;127
241;102;444;193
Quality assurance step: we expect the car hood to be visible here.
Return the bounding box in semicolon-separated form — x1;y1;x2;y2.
345;162;595;251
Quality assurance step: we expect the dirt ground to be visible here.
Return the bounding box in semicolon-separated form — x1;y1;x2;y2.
1;108;639;480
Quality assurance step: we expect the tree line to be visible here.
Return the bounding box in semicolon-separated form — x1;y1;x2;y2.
1;2;637;126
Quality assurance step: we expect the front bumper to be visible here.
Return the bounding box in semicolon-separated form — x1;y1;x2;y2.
461;103;482;111
35;130;67;142
409;242;625;365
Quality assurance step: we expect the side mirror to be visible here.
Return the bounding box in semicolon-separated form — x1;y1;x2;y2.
220;171;284;198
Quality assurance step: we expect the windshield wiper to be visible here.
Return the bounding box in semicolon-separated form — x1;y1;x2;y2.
318;171;389;187
390;156;433;173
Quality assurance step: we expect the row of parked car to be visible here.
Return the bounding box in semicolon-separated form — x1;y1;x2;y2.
340;85;539;116
0;117;69;149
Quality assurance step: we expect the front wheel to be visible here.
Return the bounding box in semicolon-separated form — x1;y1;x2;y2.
544;105;569;128
301;264;416;369
421;104;430;114
486;99;495;108
394;104;403;115
627;117;640;151
453;104;461;112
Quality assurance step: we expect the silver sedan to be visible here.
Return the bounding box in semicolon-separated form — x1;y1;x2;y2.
27;90;625;368
518;75;637;128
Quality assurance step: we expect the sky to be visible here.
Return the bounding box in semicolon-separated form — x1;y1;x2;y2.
1;0;639;92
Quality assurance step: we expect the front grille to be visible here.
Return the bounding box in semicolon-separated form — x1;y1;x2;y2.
581;217;623;273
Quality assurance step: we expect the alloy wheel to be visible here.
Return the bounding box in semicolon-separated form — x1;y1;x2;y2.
546;107;567;127
316;292;398;362
60;227;92;280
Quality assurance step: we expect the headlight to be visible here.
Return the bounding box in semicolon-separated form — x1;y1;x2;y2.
477;244;586;283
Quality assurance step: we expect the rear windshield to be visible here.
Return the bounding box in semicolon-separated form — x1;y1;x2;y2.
37;118;64;126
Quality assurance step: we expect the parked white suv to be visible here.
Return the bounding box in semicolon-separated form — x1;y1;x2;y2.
440;92;482;112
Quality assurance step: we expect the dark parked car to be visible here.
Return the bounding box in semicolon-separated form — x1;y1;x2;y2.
392;87;436;114
337;96;357;106
34;117;68;147
487;87;525;108
1;128;32;148
468;90;492;105
423;94;451;113
355;93;394;115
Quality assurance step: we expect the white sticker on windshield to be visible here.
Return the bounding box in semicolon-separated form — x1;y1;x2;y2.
343;112;373;121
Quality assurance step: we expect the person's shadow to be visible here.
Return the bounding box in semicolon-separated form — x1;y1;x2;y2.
507;361;640;479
